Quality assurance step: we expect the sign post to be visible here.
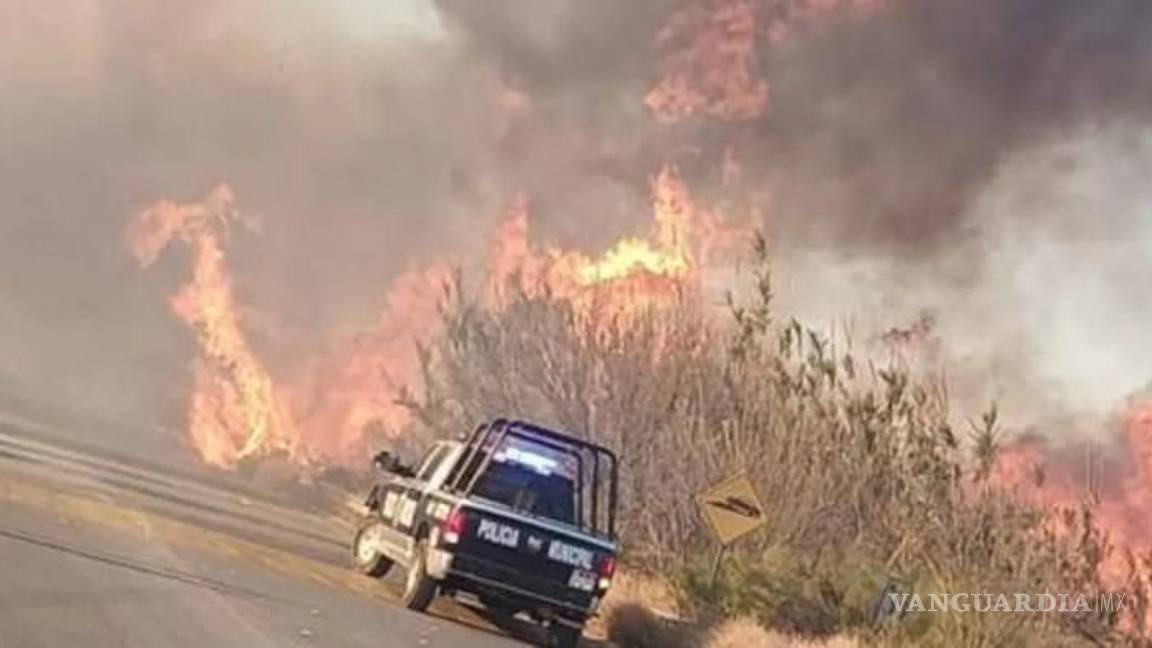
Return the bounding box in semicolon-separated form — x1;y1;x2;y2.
695;472;767;586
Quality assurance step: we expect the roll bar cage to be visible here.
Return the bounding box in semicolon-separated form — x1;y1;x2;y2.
446;419;619;539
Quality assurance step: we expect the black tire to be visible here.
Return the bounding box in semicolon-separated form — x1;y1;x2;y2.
548;623;583;648
351;516;394;578
483;599;520;621
400;539;437;612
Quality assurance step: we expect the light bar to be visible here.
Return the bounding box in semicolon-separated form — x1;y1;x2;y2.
494;446;559;474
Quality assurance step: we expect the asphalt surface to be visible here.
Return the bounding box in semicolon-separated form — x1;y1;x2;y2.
0;415;546;648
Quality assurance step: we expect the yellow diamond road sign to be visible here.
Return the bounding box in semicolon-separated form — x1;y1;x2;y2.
696;473;767;546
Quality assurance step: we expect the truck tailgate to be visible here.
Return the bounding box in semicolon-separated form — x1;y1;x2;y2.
451;502;613;610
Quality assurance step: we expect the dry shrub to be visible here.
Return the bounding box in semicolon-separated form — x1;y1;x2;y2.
603;571;680;620
605;602;677;648
706;618;785;648
705;613;778;645
591;571;684;642
407;240;1134;644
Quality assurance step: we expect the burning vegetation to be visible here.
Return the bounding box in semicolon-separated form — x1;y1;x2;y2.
128;165;741;469
128;185;300;467
645;0;886;122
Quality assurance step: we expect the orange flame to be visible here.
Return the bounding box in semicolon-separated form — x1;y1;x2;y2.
130;167;743;469
288;265;453;465
646;0;768;123
127;185;298;468
575;238;690;286
646;0;893;123
993;393;1152;623
486;166;734;314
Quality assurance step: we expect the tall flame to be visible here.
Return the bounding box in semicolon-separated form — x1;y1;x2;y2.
128;185;298;468
485;166;733;317
645;0;891;124
646;0;768;123
129;167;743;468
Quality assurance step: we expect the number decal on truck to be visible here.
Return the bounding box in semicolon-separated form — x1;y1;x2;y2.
569;569;597;592
397;497;418;528
382;492;399;520
425;501;450;521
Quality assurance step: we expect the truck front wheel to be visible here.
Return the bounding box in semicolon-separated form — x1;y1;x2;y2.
401;539;437;612
352;517;394;578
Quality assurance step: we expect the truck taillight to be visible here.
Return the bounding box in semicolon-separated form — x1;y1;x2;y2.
443;508;467;545
597;556;617;590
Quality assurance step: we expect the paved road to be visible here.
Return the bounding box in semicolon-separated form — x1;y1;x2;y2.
0;419;547;648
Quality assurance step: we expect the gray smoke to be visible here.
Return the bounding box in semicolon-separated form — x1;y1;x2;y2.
437;0;1152;429
0;0;1150;453
752;0;1152;427
0;0;497;444
754;0;1152;253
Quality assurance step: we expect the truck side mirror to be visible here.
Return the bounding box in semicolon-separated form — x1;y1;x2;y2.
373;451;398;472
373;451;414;477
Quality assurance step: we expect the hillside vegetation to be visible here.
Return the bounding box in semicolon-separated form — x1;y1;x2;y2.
408;239;1135;646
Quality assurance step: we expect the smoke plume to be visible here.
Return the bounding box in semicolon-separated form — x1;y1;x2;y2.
2;0;1151;457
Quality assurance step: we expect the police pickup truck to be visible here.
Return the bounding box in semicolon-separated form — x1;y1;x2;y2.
351;419;620;647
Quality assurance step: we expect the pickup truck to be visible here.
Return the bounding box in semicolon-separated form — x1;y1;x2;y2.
351;419;620;647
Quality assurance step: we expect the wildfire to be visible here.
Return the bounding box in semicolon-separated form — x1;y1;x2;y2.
646;4;1152;611
1105;395;1152;553
119;0;1152;638
488;166;727;307
575;239;690;286
645;0;891;124
991;393;1152;611
130;166;740;468
288;265;453;464
127;185;298;468
128;0;897;470
570;167;700;288
646;0;768;123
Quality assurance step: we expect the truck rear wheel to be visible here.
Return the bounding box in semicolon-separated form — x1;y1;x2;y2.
352;517;394;578
548;622;584;648
401;539;437;612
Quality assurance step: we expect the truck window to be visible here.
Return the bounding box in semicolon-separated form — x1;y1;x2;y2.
471;461;577;526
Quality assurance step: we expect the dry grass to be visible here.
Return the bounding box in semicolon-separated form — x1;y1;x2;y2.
604;571;680;620
706;618;858;648
602;606;861;648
